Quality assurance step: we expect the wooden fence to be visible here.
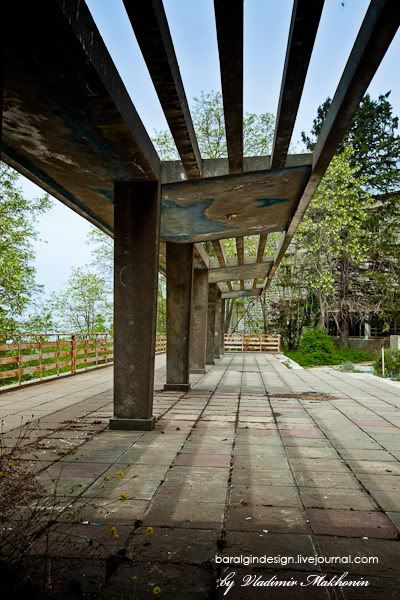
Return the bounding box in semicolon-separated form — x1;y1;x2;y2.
224;334;281;353
0;332;167;389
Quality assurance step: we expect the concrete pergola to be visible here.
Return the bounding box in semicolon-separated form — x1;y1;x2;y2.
1;0;399;429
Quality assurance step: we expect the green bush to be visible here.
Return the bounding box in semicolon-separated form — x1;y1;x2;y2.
285;330;375;368
298;328;335;355
374;350;400;378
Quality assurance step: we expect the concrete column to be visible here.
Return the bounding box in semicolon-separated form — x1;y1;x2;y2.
220;298;226;354
214;291;222;359
190;270;209;374
110;180;160;431
164;242;193;391
206;283;217;365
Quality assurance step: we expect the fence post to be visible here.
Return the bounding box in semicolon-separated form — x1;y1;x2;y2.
84;337;88;371
39;337;43;381
95;334;98;367
71;335;77;374
18;338;22;385
56;334;60;377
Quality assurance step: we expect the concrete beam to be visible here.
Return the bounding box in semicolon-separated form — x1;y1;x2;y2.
222;289;262;300
3;0;160;238
212;239;227;267
165;242;194;392
270;0;324;169
236;236;245;290
161;154;312;183
124;0;201;179
208;258;274;283
214;0;243;174
194;242;210;270
161;165;311;243
253;234;268;288
111;180;160;431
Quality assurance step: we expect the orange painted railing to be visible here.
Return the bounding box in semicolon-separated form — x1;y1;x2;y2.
224;334;280;352
0;332;167;388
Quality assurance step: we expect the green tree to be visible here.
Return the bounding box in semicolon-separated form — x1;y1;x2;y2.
296;147;372;346
153;90;275;160
302;92;400;192
301;93;400;340
51;267;112;336
0;164;52;332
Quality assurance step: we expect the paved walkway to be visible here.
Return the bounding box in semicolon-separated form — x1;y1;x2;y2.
1;353;400;598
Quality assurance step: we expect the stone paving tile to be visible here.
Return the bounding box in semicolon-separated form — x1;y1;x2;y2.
223;532;317;571
60;497;148;524
164;466;229;484
357;474;400;491
231;468;295;486
288;458;350;473
307;508;398;539
127;526;218;563
299;487;378;511
27;522;132;558
346;460;400;475
368;490;400;512
143;499;225;529
226;505;309;534
293;471;362;489
154;481;227;504
338;448;398;461
102;563;214;600
230;485;302;508
174;452;231;467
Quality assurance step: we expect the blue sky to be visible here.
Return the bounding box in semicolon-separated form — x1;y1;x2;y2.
21;0;400;296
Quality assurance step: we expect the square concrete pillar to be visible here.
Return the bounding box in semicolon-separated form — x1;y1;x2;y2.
220;298;226;354
214;290;222;359
164;242;194;392
206;283;217;365
110;180;160;431
190;270;209;374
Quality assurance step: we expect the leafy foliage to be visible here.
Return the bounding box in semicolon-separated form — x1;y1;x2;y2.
50;267;112;336
0;164;52;332
287;329;374;366
298;328;335;355
374;349;400;378
153;90;275;160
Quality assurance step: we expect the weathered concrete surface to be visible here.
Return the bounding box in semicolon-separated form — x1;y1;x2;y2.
190;270;209;373
112;180;160;430
206;283;217;365
165;242;193;391
1;354;400;598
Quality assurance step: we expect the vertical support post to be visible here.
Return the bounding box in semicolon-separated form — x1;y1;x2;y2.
190;270;209;374
214;291;222;359
110;180;160;431
220;298;225;354
206;283;217;365
164;243;194;391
